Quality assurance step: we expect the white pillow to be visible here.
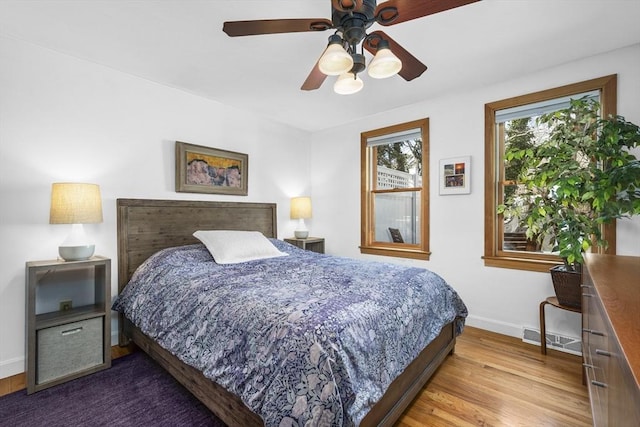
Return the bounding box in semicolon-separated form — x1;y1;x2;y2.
193;230;288;264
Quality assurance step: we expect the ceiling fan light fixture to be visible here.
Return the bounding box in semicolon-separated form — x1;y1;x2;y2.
224;0;480;92
318;35;354;76
333;72;364;95
367;40;402;79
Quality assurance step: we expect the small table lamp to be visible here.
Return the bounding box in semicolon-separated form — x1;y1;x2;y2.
49;182;103;261
290;196;312;239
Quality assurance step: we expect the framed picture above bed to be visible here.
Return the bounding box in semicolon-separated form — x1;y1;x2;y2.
175;141;248;195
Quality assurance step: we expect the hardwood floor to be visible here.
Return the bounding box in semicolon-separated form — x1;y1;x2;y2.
0;370;25;397
1;327;592;426
396;326;592;426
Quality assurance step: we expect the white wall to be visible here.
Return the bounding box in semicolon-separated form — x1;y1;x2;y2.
2;34;639;380
0;36;312;378
310;44;640;341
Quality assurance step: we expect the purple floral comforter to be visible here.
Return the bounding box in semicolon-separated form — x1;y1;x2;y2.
112;240;467;426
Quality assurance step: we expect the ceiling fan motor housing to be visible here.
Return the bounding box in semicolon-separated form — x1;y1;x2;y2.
332;0;376;45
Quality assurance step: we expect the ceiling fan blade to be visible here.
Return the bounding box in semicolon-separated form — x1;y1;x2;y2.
375;0;480;26
364;31;427;81
301;58;328;91
223;18;333;37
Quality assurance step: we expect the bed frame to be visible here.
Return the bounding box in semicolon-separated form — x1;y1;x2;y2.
116;198;457;426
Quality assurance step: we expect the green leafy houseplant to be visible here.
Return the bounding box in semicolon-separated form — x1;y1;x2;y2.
498;98;640;273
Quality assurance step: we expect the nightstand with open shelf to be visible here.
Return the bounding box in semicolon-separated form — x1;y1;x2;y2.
25;256;111;393
284;237;325;254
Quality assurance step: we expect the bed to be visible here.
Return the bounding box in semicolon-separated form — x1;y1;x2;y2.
114;198;467;426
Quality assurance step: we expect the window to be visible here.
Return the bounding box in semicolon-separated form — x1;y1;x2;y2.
484;75;617;272
361;118;430;260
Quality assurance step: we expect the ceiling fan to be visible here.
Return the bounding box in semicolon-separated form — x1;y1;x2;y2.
223;0;480;94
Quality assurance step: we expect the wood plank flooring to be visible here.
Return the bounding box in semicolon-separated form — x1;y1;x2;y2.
1;327;592;426
396;326;592;426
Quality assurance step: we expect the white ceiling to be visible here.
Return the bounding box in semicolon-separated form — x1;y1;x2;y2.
1;0;639;132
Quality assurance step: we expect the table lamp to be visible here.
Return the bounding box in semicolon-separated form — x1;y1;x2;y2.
49;182;103;261
290;196;312;239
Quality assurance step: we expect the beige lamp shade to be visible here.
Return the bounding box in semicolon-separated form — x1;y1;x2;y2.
50;183;103;261
290;197;312;219
50;183;103;224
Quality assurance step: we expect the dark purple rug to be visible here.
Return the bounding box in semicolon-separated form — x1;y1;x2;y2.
0;351;227;426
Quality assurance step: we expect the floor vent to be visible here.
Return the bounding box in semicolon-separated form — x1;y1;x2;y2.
522;327;582;356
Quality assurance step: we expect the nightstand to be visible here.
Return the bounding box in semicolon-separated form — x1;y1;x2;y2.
284;237;325;254
25;256;111;393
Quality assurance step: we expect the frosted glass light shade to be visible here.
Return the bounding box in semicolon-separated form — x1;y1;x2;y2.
318;37;353;76
367;45;402;79
334;72;364;95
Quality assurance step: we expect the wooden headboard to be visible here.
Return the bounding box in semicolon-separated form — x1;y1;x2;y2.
116;198;278;292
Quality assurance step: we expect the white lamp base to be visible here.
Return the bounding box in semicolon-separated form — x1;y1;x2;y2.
294;230;309;239
294;218;309;239
59;245;95;261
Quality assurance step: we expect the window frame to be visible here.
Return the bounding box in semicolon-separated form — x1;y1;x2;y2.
360;118;430;260
483;75;618;272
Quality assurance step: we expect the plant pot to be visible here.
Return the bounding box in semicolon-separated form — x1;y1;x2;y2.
550;265;582;309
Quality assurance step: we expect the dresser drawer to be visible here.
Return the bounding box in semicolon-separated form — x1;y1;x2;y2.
583;286;608;376
584;295;609;364
37;317;104;384
585;362;608;426
583;290;609;427
582;254;640;427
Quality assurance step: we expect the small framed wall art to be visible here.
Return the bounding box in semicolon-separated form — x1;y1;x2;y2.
439;156;471;195
175;141;248;195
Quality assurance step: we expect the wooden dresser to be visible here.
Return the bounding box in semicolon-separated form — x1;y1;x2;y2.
582;253;640;426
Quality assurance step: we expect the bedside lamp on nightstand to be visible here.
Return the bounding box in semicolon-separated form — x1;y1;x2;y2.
50;182;103;261
290;196;312;239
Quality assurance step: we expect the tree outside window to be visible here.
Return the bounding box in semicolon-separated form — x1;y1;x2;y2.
483;75;617;272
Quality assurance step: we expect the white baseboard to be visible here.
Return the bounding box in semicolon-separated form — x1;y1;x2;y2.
0;356;24;379
464;314;523;338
